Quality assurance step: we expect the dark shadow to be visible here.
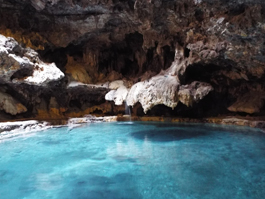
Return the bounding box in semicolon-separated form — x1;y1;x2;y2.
130;128;209;142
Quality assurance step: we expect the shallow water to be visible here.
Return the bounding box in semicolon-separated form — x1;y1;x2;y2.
0;122;265;199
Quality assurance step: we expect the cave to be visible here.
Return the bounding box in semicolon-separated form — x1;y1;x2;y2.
0;0;265;123
2;1;265;198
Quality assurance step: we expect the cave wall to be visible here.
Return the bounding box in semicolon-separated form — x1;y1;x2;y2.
1;0;265;120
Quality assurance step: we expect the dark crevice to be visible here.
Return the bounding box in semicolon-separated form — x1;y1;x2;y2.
184;47;190;58
228;3;246;16
162;45;175;69
194;8;204;22
69;99;82;109
10;68;33;81
184;63;225;84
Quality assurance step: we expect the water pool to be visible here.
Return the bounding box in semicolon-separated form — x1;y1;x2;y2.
0;122;265;199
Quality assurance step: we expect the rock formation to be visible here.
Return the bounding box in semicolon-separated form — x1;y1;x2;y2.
0;0;265;120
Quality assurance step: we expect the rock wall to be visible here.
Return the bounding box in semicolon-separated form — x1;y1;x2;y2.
0;0;265;120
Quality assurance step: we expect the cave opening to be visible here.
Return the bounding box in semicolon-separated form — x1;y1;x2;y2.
184;63;225;84
163;45;175;69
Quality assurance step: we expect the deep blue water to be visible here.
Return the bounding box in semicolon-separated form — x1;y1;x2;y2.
1;122;265;199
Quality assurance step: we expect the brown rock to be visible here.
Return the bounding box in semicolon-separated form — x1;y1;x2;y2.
0;91;27;115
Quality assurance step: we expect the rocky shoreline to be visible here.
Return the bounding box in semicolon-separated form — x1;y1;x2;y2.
1;115;265;140
1;1;265;122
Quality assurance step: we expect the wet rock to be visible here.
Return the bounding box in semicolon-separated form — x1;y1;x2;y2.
0;120;51;138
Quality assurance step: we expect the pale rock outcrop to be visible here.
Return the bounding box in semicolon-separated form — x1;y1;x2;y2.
0;35;34;82
0;91;27;115
124;41;213;113
0;34;64;86
126;75;213;113
126;75;179;113
107;41;214;112
105;80;129;105
18;62;64;86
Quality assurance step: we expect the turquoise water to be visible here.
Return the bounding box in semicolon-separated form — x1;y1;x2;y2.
1;122;265;199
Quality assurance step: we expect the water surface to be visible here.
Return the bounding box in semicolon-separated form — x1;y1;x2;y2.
0;122;265;199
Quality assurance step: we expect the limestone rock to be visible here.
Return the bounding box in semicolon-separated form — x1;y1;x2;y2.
0;35;34;82
1;0;265;118
17;62;64;86
105;80;129;106
0;91;27;115
0;34;64;86
179;82;213;107
126;75;179;113
126;74;213;113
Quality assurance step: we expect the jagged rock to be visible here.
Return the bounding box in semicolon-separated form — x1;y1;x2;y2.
0;35;34;82
123;40;213;113
0;34;64;86
126;73;212;113
16;62;64;86
178;82;213;107
126;75;180;113
1;0;265;118
0;91;27;115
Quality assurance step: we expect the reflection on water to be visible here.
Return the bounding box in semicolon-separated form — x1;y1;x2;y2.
0;122;265;199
